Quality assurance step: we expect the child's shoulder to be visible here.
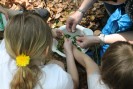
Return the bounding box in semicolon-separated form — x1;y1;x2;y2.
0;39;15;65
42;63;65;74
38;63;73;89
87;72;109;89
0;49;10;64
42;63;72;81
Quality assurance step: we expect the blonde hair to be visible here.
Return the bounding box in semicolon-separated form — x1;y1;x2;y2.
4;12;53;89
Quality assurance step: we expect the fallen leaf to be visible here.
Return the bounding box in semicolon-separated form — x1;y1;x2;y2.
56;21;63;27
55;13;61;19
57;8;63;13
60;17;66;22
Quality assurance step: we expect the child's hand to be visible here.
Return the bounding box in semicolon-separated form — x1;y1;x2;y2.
76;35;99;48
52;28;63;39
63;38;72;54
72;45;77;51
0;6;9;20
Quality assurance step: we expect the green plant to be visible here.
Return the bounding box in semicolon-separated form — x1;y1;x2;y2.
57;34;81;52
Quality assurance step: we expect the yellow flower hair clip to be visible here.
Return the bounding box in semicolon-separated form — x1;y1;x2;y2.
16;54;30;67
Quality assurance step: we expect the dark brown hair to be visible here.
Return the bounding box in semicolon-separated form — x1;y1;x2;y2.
101;41;133;89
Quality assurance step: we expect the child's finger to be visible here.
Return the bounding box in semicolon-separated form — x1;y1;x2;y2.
76;36;84;41
64;37;68;42
57;30;64;37
76;41;84;48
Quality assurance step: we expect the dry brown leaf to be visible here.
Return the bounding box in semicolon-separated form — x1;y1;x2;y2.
26;4;34;10
94;30;101;36
55;13;61;19
57;8;63;13
48;17;52;22
51;7;57;12
56;21;63;27
59;0;63;3
88;22;95;29
57;3;64;8
92;7;96;11
47;3;53;8
54;0;59;3
51;23;57;28
33;1;39;7
89;15;95;21
60;17;66;22
93;3;100;8
10;4;17;10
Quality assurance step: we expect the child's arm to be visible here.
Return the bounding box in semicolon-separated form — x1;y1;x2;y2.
73;46;99;76
64;38;79;89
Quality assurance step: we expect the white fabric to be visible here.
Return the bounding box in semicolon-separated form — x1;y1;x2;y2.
0;39;5;50
0;40;73;89
87;73;109;89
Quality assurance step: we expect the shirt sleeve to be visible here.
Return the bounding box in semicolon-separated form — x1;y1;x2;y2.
87;72;109;89
63;73;74;89
0;39;5;51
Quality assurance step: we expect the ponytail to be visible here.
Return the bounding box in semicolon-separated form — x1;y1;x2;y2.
10;66;41;89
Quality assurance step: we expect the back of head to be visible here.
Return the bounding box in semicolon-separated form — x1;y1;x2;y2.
4;12;53;89
101;41;133;89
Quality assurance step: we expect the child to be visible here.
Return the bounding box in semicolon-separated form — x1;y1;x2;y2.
0;5;8;20
72;41;133;89
0;5;50;20
0;5;50;39
0;12;78;89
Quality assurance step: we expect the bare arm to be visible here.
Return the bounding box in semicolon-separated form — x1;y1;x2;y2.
72;46;99;76
51;29;63;38
66;50;79;89
64;39;79;89
66;0;97;32
78;31;133;47
104;31;133;44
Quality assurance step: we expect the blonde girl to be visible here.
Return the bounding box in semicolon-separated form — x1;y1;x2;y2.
0;12;78;89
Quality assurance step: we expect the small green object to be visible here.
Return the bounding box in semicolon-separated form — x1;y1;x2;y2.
0;14;4;31
64;34;71;38
57;36;65;52
0;13;7;31
57;34;82;52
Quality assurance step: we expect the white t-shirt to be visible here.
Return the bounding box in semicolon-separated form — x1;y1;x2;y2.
87;72;109;89
0;40;73;89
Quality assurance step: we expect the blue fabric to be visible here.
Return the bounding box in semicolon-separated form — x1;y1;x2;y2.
100;8;133;57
